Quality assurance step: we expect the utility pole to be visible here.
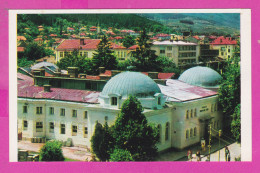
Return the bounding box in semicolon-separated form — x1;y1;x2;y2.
208;124;212;161
218;130;222;161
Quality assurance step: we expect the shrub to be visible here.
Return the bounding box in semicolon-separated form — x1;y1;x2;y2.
39;140;65;161
110;149;134;161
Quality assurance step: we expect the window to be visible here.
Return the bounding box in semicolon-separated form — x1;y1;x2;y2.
84;111;88;119
23;105;28;113
72;125;77;136
49;122;54;133
167;46;172;50
211;104;213;112
228;49;230;53
60;52;64;58
194;127;197;136
79;51;83;56
36;122;43;132
190;128;193;138
186;110;189;119
36;107;42;114
158;97;161;105
165;122;169;141
84;127;88;138
158;124;162;143
105;116;108;121
72;110;77;118
194;109;197;117
49;107;54;115
111;97;117;106
214;103;217;111
60;124;65;134
166;53;172;57
60;108;65;116
190;109;193;118
186;130;189;139
23;120;28;130
160;50;165;54
83;51;88;57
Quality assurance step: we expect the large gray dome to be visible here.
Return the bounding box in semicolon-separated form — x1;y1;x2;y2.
178;66;222;87
100;71;161;98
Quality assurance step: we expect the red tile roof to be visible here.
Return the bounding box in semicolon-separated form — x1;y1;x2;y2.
90;26;97;29
158;73;174;79
210;36;237;45
156;33;171;37
108;37;115;40
128;45;139;50
86;75;100;80
18;73;100;103
100;70;112;76
193;36;201;40
90;29;97;31
150;37;158;40
17;36;26;41
115;36;123;40
17;47;25;52
110;43;126;49
49;34;57;37
34;38;43;41
80;32;86;36
67;27;75;30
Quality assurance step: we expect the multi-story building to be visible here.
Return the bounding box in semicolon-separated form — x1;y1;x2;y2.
55;39;129;62
151;40;200;66
210;36;237;59
18;67;222;151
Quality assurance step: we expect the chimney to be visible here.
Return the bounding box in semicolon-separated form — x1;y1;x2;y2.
99;67;106;74
43;85;51;92
67;67;79;78
111;70;121;77
148;72;158;79
80;38;85;45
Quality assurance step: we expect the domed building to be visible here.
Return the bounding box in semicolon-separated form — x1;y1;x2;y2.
99;71;165;109
17;70;223;152
178;66;222;90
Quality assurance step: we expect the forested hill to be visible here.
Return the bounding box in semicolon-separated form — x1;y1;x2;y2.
17;14;163;30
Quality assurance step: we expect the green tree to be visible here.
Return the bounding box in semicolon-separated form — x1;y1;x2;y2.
218;53;240;133
109;149;134;161
18;58;34;68
56;49;93;74
231;104;241;142
90;121;113;161
131;28;160;72
157;56;181;77
22;42;54;61
92;36;118;74
122;35;135;48
39;140;64;161
112;95;159;161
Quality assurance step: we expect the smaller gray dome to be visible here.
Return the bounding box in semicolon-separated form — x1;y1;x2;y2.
31;62;58;71
178;66;222;87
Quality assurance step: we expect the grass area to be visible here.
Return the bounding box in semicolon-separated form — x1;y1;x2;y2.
64;158;81;162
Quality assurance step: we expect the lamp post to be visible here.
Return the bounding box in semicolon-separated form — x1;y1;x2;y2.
218;130;222;161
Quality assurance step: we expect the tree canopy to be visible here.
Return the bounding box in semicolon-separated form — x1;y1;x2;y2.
39;140;65;161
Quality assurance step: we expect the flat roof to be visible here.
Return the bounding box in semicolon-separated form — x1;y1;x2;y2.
153;40;198;46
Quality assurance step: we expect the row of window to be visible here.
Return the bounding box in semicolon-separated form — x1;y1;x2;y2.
115;51;127;58
23;106;89;119
59;51;88;58
179;59;196;64
178;52;196;58
179;45;196;51
186;127;197;139
23;120;89;137
157;122;170;143
186;109;197;119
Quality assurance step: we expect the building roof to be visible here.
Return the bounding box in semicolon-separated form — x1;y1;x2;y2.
156;33;171;37
178;66;222;88
128;45;139;50
100;71;161;99
18;73;99;103
110;43;126;49
17;36;26;41
153;40;197;46
31;62;58;71
67;27;75;30
49;34;57;37
17;47;25;52
159;79;218;102
210;36;237;45
56;39;101;50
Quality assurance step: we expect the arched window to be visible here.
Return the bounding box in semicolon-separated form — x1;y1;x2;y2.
158;124;162;143
165;122;169;141
111;97;117;106
158;97;161;105
190;128;193;138
190;109;193;118
186;130;189;139
186;110;189;119
194;109;197;117
194;127;197;136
